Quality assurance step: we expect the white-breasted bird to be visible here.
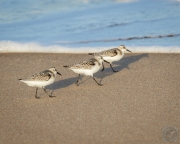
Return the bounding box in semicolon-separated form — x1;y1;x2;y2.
89;45;132;72
19;67;61;99
63;55;104;86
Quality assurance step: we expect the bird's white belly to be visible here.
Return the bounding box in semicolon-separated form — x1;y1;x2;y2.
71;64;101;76
103;54;123;63
21;78;54;88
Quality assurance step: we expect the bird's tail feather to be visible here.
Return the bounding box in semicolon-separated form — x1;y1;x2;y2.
88;53;96;55
63;65;70;68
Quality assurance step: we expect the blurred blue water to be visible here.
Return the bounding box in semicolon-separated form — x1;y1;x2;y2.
0;0;180;52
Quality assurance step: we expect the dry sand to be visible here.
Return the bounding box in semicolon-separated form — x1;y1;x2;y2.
0;53;180;144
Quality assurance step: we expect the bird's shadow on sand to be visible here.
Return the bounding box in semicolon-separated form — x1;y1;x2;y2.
46;54;148;91
95;53;148;81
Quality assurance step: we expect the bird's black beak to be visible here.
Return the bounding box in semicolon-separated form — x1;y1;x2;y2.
126;49;132;53
57;72;62;76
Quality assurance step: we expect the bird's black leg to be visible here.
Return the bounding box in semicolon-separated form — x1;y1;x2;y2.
110;64;118;72
103;60;118;72
35;88;40;99
43;88;56;98
104;60;110;64
75;74;81;86
92;77;103;86
101;62;105;72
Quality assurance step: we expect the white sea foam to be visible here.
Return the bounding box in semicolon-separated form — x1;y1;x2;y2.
0;41;180;53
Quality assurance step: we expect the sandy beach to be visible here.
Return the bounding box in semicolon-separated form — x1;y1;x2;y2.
0;53;179;144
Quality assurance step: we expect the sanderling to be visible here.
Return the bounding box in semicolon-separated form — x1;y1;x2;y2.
89;45;132;72
19;67;61;99
63;55;104;86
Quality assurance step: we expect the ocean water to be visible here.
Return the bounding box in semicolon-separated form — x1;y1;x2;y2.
0;0;180;53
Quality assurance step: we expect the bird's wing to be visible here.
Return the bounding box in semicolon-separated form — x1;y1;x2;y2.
28;70;52;81
70;59;95;69
99;48;118;57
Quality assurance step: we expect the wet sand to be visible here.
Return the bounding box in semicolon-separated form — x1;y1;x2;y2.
0;53;180;144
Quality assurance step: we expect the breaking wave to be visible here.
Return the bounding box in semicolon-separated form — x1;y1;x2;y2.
0;41;180;53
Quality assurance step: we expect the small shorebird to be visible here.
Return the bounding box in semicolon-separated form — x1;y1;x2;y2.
63;55;104;86
89;45;132;72
19;67;61;99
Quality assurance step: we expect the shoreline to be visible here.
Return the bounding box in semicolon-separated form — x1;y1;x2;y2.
1;41;180;54
1;53;180;144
